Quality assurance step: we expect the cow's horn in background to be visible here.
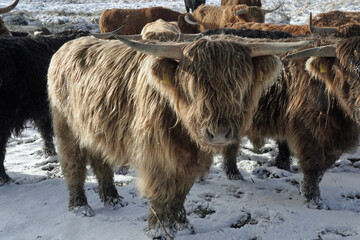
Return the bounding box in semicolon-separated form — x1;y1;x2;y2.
248;40;315;57
114;35;184;60
0;0;19;14
284;45;337;59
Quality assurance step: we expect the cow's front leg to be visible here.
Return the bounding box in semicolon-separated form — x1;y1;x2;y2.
138;169;198;239
222;142;244;180
146;192;195;239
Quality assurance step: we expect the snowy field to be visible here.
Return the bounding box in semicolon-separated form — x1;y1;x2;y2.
2;0;360;240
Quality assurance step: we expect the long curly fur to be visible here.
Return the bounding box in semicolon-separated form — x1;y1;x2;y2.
141;19;181;42
313;11;360;27
226;22;310;35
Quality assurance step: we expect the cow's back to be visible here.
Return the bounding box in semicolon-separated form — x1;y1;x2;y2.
99;7;181;34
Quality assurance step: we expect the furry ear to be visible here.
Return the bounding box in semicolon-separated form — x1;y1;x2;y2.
251;55;282;90
150;58;178;86
306;57;335;89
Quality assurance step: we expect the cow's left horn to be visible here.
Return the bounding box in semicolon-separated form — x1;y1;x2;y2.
234;9;248;16
114;35;185;60
184;14;198;25
261;3;282;14
308;12;338;36
91;26;125;39
284;45;337;59
0;0;19;14
247;40;315;57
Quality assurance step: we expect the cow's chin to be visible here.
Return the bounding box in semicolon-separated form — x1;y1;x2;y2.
197;138;233;152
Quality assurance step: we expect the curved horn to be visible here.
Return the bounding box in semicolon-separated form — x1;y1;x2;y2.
184;14;198;25
114;35;185;60
248;40;315;57
0;0;19;14
284;45;337;59
308;12;338;36
261;3;282;14
234;9;248;16
91;26;125;39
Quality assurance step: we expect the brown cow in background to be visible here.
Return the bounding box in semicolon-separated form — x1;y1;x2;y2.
99;6;182;34
223;37;360;208
185;4;279;32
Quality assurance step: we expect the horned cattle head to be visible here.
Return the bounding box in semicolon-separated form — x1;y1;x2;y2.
234;4;281;23
0;0;20;36
286;36;360;125
115;35;313;151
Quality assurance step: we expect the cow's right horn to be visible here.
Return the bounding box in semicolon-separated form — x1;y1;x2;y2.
234;9;248;16
114;35;185;60
308;12;338;36
261;3;282;14
248;40;315;57
0;0;19;14
184;14;197;25
284;45;337;59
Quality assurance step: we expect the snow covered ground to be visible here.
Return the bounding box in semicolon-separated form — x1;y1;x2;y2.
3;0;360;32
1;0;360;239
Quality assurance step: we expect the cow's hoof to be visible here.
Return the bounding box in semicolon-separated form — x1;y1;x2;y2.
226;171;245;180
305;198;330;210
0;174;11;186
104;196;128;208
145;219;195;239
69;205;95;217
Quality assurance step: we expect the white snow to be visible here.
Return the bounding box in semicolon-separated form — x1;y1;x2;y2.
1;0;360;239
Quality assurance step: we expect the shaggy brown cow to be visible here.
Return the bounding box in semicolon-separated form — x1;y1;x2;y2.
0;0;19;36
185;4;279;32
223;37;360;208
313;10;360;27
141;19;181;41
309;12;360;37
221;0;262;7
47;35;311;238
225;22;310;35
225;11;360;38
99;7;182;34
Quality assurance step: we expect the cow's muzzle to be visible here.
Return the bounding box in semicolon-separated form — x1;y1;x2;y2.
205;127;233;146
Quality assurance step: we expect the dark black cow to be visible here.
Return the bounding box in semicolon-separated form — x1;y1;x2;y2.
184;0;205;12
0;30;90;184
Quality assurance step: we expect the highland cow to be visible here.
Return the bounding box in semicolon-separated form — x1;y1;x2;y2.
47;35;311;238
99;7;182;34
309;12;360;37
313;10;360;27
223;37;360;208
184;4;280;32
